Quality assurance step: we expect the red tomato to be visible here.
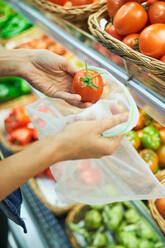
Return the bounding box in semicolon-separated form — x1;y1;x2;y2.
48;0;64;4
134;111;145;130
148;1;165;24
157;144;165;168
160;55;165;62
73;69;103;103
107;0;139;18
45;168;56;181
156;199;165;218
69;0;92;6
122;34;139;50
159;128;165;144
114;2;148;35
63;1;72;6
77;160;91;171
105;23;123;40
80;168;102;186
139;149;159;173
139;24;165;58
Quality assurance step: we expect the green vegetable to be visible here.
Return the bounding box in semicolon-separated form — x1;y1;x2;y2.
93;233;108;247
125;209;140;224
0;0;13;28
0;13;32;38
138;240;154;248
117;232;139;248
91;205;104;210
137;219;156;240
19;81;31;94
103;204;124;230
85;210;102;230
141;126;161;150
122;201;133;209
0;83;20;103
107;245;125;248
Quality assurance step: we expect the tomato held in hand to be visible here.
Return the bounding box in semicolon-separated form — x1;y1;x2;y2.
139;149;158;173
156;199;165;218
114;2;148;35
148;1;165;24
122;34;139;50
105;23;123;40
157;145;165;168
73;64;103;103
139;24;165;59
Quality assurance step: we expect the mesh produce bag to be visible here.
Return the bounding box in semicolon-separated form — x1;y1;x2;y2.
27;67;165;204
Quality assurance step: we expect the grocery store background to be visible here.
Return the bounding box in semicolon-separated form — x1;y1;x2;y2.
0;0;165;247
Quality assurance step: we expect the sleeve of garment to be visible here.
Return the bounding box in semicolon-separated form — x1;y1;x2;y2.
0;188;27;233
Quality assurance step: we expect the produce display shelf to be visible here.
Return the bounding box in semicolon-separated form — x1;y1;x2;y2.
4;0;165;126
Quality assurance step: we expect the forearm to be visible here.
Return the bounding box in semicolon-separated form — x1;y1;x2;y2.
0;134;62;200
0;49;32;77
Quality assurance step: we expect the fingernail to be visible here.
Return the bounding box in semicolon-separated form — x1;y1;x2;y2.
120;113;129;122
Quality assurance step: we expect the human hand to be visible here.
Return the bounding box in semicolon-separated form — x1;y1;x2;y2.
17;49;90;108
54;112;128;162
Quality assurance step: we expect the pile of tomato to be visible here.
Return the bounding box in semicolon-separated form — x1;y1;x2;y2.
127;110;165;174
15;34;66;56
47;0;99;7
106;0;165;62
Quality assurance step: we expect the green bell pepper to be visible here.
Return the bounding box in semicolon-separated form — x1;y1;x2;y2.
138;240;154;248
103;204;124;230
0;0;13;28
85;210;102;230
0;13;32;38
125;209;140;224
141;126;161;150
0;83;20;103
93;233;108;247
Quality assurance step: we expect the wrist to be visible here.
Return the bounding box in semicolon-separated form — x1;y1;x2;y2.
0;49;33;78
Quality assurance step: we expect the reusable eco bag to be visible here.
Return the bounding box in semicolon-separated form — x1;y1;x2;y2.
27;67;165;204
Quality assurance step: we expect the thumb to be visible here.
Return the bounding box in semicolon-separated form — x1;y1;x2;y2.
99;113;129;132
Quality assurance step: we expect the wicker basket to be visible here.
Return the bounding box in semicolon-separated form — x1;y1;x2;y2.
34;0;106;23
88;6;165;78
148;170;165;234
66;204;89;248
29;178;75;216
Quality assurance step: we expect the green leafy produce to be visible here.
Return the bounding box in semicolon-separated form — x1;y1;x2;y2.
91;205;104;210
141;126;161;150
107;245;125;248
92;233;108;247
116;232;139;248
137;219;158;240
103;204;124;230
138;239;154;248
85;210;102;230
0;13;32;38
125;209;140;224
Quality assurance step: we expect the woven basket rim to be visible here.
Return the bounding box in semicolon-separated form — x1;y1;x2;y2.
66;204;88;248
148;174;165;234
29;178;75;215
88;6;165;77
34;0;106;10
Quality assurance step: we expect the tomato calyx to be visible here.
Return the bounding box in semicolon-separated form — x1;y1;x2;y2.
80;62;101;89
133;38;140;51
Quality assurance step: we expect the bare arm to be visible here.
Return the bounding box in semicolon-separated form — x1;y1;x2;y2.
0;114;127;200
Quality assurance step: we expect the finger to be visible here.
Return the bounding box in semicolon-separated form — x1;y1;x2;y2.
98;113;129;132
110;102;122;115
55;91;81;102
61;59;78;76
100;134;124;156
